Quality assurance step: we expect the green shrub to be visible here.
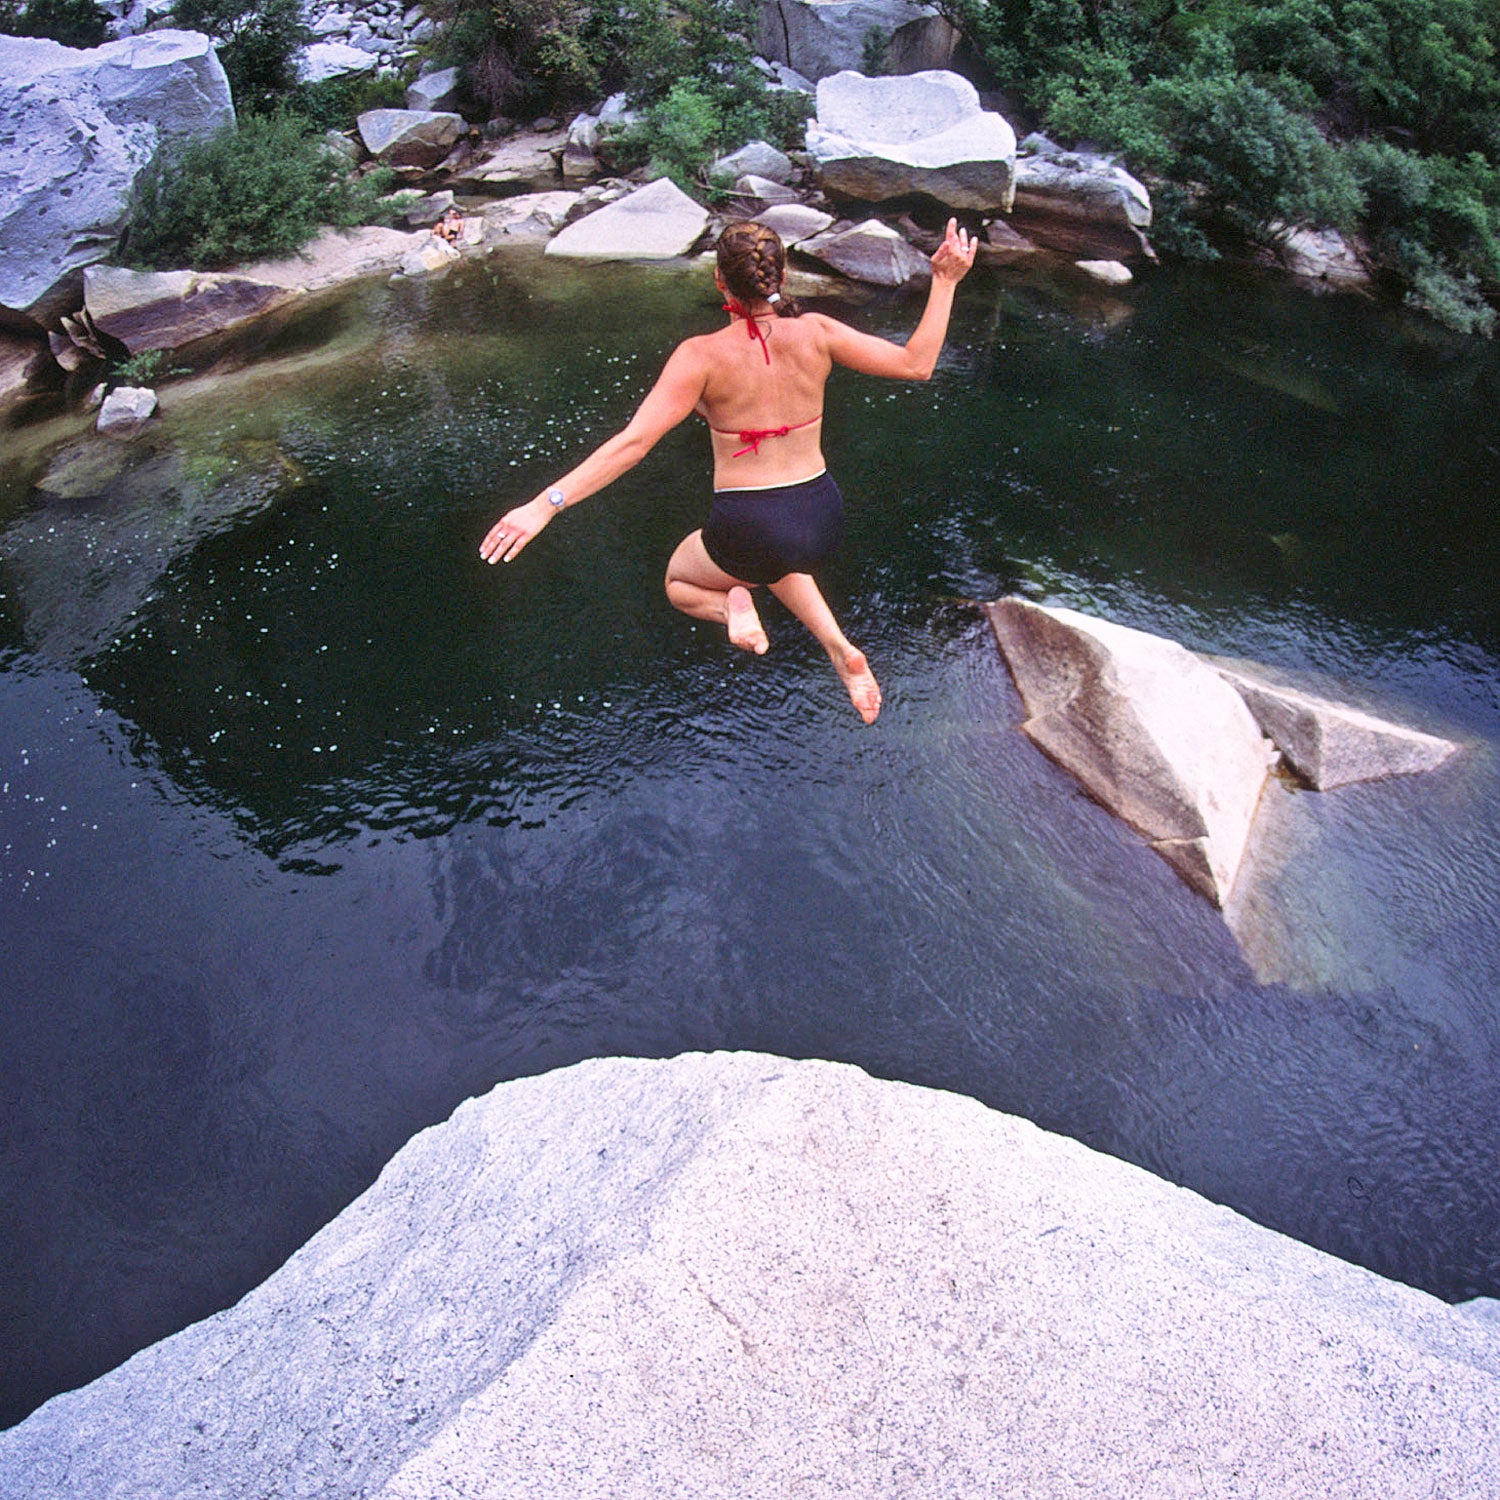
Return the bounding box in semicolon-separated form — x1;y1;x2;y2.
286;70;409;133
122;112;398;271
169;0;310;116
0;0;108;46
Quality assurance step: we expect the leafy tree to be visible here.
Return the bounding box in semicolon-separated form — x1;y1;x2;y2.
123;111;397;270
170;0;310;115
0;0;109;47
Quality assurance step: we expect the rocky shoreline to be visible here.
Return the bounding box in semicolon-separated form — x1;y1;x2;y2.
2;1052;1495;1497
1;9;1375;430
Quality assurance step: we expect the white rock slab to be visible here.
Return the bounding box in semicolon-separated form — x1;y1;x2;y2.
752;202;836;244
807;69;1015;211
85;264;294;352
986;597;1277;905
1076;258;1132;285
1217;668;1460;789
96;384;157;436
397;236;459;276
799;217;931;285
2;1053;1497;1499
449;128;569;189
295;40;377;83
544;177;711;261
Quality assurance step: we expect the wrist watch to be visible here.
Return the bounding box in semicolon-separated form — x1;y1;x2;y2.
546;487;566;509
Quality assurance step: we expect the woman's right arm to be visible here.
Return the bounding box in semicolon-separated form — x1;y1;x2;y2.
818;218;977;382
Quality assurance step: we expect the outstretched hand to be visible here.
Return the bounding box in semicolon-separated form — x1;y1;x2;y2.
930;218;978;283
480;496;552;564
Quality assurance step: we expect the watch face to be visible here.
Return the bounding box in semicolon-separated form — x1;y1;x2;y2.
548;488;565;507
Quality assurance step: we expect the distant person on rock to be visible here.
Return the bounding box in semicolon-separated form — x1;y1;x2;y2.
434;207;465;244
480;217;976;723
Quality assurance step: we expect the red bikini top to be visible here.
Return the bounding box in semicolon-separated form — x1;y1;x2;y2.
714;297;819;455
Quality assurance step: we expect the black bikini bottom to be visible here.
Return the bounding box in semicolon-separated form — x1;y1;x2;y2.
700;471;845;586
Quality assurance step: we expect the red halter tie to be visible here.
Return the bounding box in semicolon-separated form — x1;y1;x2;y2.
722;298;772;364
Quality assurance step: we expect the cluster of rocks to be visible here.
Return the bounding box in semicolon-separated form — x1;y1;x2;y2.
298;2;436;85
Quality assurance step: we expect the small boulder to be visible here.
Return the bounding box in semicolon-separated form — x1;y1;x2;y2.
356;108;464;168
806;70;1016;212
404;66;461;114
1216;669;1459;790
398;236;460;277
752;203;835;244
986;597;1278;906
389;189;455;227
799;219;931;286
544;177;711;261
714;140;796;185
96;384;157;437
1274;226;1372;289
0;332;48;412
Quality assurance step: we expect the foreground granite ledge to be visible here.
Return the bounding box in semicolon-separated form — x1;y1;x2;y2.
4;1053;1497;1498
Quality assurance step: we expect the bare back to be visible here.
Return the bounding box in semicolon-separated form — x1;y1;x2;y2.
691;313;841;488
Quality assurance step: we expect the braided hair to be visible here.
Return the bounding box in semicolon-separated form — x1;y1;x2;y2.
716;220;803;318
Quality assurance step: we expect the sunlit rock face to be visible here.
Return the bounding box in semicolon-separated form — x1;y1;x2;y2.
986;597;1464;908
0;32;234;329
1;1052;1497;1499
544;178;711;261
806;69;1016;212
753;0;957;83
987;597;1278;905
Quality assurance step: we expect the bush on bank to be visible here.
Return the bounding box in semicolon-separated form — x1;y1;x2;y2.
122;112;398;271
939;0;1500;333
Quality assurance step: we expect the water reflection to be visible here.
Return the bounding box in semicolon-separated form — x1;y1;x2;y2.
1;249;1497;1428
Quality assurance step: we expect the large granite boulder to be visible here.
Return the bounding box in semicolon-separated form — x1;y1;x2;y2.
356;108;464;168
754;0;957;82
480;191;584;241
2;1052;1497;1498
404;65;461;114
806;69;1016;212
1008;136;1154;260
544;177;712;261
986;597;1277;906
1216;667;1460;789
713;139;796;185
798;217;930;285
0;31;234;329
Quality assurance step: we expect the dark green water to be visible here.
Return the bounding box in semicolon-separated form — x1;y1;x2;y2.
2;249;1497;1426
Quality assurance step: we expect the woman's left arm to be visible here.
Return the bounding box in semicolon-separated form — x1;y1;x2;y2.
481;341;709;564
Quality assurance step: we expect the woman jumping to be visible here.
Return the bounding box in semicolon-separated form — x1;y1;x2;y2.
480;216;977;724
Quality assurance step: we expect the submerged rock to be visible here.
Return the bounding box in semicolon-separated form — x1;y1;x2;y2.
95;385;158;436
1217;667;1460;788
986;597;1277;906
807;69;1016;212
2;1052;1497;1498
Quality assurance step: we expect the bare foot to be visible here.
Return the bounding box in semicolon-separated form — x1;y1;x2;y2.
725;586;769;655
831;645;881;724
